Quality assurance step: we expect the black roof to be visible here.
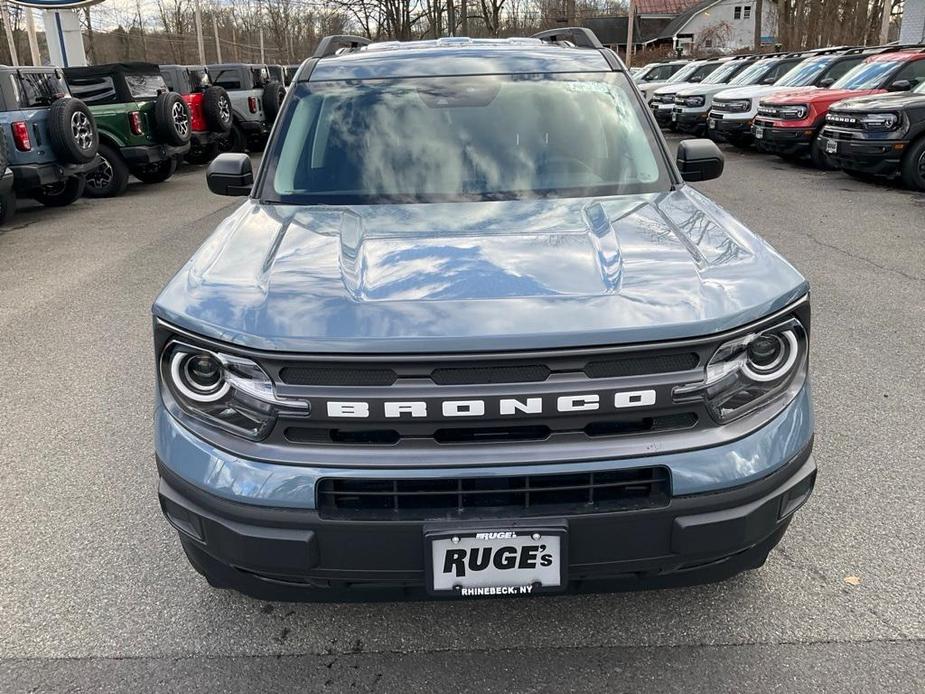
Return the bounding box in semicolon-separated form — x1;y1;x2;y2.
64;62;161;78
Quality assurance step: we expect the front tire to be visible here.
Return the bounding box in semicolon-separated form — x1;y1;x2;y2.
132;157;178;184
32;175;86;207
84;143;130;198
899;137;925;191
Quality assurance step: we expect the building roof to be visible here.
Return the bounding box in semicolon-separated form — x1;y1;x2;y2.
636;0;704;15
583;16;673;45
656;0;722;40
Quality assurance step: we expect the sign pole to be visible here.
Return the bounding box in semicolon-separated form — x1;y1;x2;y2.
1;0;19;66
25;4;39;64
193;0;205;64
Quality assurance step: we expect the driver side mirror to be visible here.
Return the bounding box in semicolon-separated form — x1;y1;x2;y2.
690;75;703;83
761;76;776;85
207;153;253;196
676;139;724;182
888;79;913;92
818;77;835;88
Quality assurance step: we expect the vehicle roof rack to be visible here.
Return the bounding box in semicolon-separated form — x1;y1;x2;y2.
313;35;371;59
531;27;603;49
869;42;925;54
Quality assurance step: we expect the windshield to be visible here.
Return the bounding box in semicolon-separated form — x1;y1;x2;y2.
703;62;746;85
264;73;669;204
832;60;900;90
727;61;774;86
776;58;831;87
915;80;925;94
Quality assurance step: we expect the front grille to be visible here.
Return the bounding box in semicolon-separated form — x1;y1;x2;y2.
285;412;698;446
316;467;671;520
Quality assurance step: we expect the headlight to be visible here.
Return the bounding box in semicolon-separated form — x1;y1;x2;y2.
725;99;751;112
673;317;808;423
160;340;307;440
777;105;808;120
676;95;705;107
858;112;900;130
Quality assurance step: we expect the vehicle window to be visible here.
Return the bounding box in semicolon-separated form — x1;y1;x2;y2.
266;73;669;204
892;59;925;86
16;72;69;107
668;62;709;83
727;61;773;86
268;66;284;83
823;57;862;82
285;66;298;84
763;58;802;83
126;73;168;99
702;62;747;85
832;60;904;90
212;69;244;90
775;58;830;87
251;68;268;87
161;70;177;92
915;80;925;94
190;68;210;90
67;76;118;105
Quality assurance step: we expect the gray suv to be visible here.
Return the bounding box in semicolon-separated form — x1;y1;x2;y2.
207;63;285;153
154;30;816;600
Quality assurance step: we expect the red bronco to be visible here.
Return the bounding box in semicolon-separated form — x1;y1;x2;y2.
160;64;233;165
753;45;925;167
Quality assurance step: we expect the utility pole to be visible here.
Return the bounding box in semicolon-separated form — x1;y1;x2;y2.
447;0;456;36
193;0;205;65
625;0;635;68
212;11;221;63
461;0;468;35
879;0;892;44
753;0;763;51
259;26;265;64
1;0;19;66
566;0;575;24
25;6;39;65
136;0;148;61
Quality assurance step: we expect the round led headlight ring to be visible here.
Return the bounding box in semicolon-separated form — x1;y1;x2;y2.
170;351;230;402
742;330;799;382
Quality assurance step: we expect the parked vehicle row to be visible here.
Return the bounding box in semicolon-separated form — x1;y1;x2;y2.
0;59;288;224
641;43;925;191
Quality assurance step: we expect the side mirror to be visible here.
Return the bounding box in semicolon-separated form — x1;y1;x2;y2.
888;79;913;92
690;75;703;83
761;76;776;85
676;138;724;182
818;77;835;88
207;153;253;196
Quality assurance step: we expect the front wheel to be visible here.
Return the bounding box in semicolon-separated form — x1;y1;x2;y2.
85;143;130;198
32;175;86;207
899;137;925;191
132;157;178;184
215;123;246;154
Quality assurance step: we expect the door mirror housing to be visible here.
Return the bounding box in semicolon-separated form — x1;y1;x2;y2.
690;75;703;83
888;79;913;92
207;153;253;196
818;77;835;88
676;138;724;182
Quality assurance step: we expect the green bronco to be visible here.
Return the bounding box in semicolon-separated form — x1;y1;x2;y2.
64;62;191;197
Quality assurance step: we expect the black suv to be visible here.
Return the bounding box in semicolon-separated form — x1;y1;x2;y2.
820;79;925;189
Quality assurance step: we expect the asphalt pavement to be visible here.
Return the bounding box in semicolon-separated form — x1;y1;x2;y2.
1;142;923;693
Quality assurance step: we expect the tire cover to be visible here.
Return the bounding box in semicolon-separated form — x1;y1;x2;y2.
262;81;285;122
48;97;99;165
202;86;233;134
155;92;192;146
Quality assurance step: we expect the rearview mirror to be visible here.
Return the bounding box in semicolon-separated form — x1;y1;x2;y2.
676;139;724;182
818;77;835;88
888;79;913;92
207;153;253;196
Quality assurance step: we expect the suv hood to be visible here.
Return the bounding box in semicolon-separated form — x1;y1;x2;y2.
652;81;697;96
829;91;925;111
676;83;738;98
154;189;808;353
767;88;879;105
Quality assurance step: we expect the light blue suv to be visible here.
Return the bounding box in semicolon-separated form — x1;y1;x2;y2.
153;29;816;600
0;66;99;224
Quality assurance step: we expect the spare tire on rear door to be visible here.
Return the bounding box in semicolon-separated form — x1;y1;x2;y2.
154;91;192;146
48;97;98;165
202;86;232;133
262;81;285;122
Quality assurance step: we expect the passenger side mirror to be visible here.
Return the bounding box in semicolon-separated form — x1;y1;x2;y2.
690;75;703;83
676;139;724;182
888;79;913;92
761;76;776;85
818;77;835;88
207;153;253;196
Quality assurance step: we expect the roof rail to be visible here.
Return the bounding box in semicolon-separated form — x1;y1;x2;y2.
313;35;371;59
531;27;603;49
869;42;925;54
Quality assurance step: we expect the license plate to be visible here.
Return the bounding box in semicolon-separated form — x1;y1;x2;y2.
427;528;566;597
708;118;716;129
754;126;764;139
825;138;838;154
671;111;677;121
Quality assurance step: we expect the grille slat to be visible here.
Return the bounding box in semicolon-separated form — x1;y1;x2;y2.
318;467;670;520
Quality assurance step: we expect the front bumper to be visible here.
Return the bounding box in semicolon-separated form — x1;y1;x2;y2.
160;444;815;599
9;157;101;191
817;130;908;175
190;131;217;148
121;142;191;166
708;114;754;140
155;383;815;599
751;121;814;155
673;108;709;133
238;119;268;134
652;104;674;127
